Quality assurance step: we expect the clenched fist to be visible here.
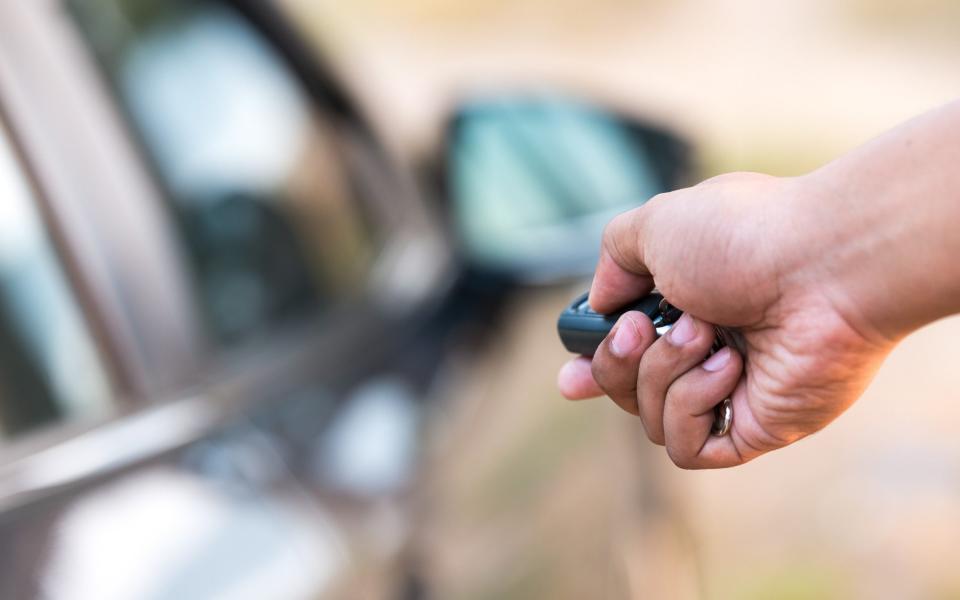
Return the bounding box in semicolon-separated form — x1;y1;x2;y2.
558;101;960;468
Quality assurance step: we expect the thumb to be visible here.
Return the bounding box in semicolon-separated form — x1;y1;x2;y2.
588;206;657;313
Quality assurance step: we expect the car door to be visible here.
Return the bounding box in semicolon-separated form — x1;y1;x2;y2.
0;0;454;597
0;64;361;600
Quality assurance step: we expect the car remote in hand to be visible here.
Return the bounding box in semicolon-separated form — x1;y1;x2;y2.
557;291;733;436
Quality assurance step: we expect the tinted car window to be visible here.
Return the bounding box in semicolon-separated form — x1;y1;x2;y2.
68;0;380;346
0;123;111;438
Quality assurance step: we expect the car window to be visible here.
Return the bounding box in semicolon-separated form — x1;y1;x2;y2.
68;0;381;347
0;122;111;439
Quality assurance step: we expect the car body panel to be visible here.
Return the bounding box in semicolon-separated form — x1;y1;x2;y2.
0;1;458;597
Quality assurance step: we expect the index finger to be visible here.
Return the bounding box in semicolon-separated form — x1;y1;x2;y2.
588;208;655;314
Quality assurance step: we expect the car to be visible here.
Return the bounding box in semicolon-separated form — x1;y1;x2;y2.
0;0;691;597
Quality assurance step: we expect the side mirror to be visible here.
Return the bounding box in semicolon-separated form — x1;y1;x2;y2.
444;95;692;284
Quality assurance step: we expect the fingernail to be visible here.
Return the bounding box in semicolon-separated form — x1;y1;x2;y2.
702;347;731;372
668;313;697;346
611;316;641;357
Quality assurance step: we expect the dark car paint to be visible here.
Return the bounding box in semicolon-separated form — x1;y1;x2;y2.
0;0;460;597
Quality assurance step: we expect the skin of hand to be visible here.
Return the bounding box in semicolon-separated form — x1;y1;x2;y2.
557;100;960;469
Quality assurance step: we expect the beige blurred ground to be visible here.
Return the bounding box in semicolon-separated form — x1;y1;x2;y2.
282;1;960;597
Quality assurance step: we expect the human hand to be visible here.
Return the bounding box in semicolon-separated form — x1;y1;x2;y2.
557;172;895;468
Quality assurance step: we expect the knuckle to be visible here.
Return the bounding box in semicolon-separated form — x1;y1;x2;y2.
647;191;671;205
604;202;656;244
697;171;773;188
639;416;665;446
602;211;630;244
639;340;681;383
647;429;665;446
615;396;641;417
665;445;696;469
601;217;633;265
641;193;672;221
664;375;714;417
637;351;656;382
663;384;687;413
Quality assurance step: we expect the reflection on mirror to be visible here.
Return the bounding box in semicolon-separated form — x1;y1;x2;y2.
448;96;686;283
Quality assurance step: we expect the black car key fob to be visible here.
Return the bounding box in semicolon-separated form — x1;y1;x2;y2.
557;291;682;355
557;291;733;436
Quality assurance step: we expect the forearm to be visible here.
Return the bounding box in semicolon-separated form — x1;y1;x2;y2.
797;100;960;341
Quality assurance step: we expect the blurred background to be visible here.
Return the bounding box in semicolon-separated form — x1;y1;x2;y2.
0;0;959;598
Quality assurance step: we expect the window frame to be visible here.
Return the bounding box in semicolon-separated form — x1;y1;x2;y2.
0;103;127;412
0;0;217;480
0;0;211;400
0;98;156;477
62;0;456;369
0;0;452;510
66;0;385;348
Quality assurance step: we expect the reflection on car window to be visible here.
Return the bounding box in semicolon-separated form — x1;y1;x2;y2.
68;0;378;346
0;124;111;438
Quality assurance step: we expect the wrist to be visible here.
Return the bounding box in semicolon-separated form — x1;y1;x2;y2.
793;139;960;343
783;170;901;344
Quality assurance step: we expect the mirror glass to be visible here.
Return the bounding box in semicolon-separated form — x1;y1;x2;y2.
448;96;686;282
